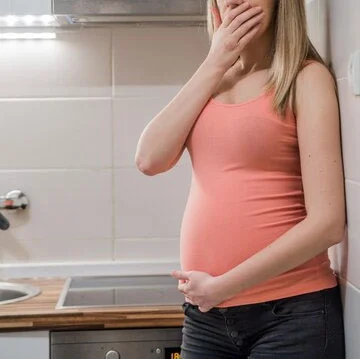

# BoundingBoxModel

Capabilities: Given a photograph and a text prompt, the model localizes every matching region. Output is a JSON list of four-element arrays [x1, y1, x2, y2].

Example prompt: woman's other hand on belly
[[170, 269, 232, 312]]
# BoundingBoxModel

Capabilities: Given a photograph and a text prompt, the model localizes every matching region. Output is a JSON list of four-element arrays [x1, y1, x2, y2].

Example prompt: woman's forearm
[[135, 58, 225, 175], [217, 217, 345, 300]]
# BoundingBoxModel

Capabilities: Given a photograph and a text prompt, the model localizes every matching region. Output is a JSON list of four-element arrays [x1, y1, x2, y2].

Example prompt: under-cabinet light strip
[[0, 15, 56, 27], [0, 32, 56, 40]]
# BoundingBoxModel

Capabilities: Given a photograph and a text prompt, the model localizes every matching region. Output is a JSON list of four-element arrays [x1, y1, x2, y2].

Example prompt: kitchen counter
[[0, 278, 184, 332]]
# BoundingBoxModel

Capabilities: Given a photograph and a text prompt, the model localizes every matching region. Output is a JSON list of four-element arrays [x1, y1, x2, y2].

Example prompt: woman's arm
[[135, 60, 225, 176], [135, 1, 264, 175], [216, 62, 346, 300], [173, 62, 346, 311]]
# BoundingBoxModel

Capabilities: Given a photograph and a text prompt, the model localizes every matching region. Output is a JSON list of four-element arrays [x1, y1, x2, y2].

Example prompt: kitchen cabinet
[[0, 278, 184, 358], [0, 331, 50, 359]]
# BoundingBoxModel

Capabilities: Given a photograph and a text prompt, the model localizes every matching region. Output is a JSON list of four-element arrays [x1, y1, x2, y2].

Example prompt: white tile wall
[[113, 27, 209, 97], [328, 0, 360, 79], [345, 181, 360, 239], [113, 97, 190, 168], [0, 29, 112, 98], [306, 0, 320, 51], [305, 0, 328, 61], [0, 26, 207, 272], [326, 0, 360, 356], [337, 79, 360, 181], [340, 279, 360, 359], [0, 99, 112, 169], [115, 238, 180, 262], [0, 238, 113, 263], [331, 180, 360, 292], [317, 0, 328, 60], [114, 166, 191, 239], [0, 169, 113, 241]]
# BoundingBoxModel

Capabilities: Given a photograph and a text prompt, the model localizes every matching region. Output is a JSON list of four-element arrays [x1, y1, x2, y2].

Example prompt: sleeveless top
[[179, 63, 337, 307]]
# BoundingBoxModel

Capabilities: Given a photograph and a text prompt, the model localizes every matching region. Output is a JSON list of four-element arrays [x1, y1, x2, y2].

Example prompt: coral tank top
[[179, 81, 337, 307]]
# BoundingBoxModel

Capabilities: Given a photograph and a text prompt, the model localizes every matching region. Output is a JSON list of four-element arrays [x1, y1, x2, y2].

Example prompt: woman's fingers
[[212, 4, 235, 33], [224, 0, 244, 14], [232, 11, 264, 42], [225, 0, 246, 7], [236, 22, 262, 48], [211, 6, 222, 31], [227, 6, 264, 33], [207, 0, 264, 72], [178, 280, 190, 293], [222, 2, 251, 28]]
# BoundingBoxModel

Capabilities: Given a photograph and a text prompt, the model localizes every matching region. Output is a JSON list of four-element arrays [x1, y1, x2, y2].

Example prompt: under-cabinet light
[[0, 32, 56, 40], [0, 15, 57, 27]]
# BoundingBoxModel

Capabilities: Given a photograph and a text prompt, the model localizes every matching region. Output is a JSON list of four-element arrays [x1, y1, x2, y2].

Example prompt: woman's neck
[[236, 29, 274, 74]]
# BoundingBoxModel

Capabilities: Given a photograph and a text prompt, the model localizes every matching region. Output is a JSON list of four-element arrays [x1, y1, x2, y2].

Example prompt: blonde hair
[[207, 0, 330, 116]]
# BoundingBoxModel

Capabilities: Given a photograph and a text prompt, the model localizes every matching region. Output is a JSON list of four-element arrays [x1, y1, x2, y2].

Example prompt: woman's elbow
[[327, 218, 346, 245], [135, 154, 168, 176], [135, 156, 157, 176]]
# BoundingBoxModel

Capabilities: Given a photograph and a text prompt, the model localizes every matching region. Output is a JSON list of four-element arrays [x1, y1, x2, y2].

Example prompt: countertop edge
[[0, 277, 185, 331]]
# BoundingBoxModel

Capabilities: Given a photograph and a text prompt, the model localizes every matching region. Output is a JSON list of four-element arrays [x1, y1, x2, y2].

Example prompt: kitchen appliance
[[1, 0, 207, 28], [53, 275, 184, 358], [53, 0, 207, 26], [56, 275, 185, 309], [51, 327, 183, 359]]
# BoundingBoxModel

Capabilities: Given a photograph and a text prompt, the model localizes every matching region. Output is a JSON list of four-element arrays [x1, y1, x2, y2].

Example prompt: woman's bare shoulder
[[294, 60, 336, 116], [297, 60, 336, 90]]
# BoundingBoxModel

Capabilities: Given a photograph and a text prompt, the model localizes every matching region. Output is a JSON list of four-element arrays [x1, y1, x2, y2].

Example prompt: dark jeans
[[180, 285, 345, 358]]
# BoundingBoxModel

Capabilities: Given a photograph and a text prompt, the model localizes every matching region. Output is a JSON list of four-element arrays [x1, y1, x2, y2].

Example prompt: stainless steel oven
[[51, 327, 183, 359]]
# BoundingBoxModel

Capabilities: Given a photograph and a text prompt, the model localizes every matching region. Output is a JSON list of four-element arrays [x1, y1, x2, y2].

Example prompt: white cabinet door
[[0, 331, 49, 359]]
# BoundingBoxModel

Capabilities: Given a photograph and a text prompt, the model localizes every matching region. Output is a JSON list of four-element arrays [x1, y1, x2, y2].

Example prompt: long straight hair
[[207, 0, 330, 116]]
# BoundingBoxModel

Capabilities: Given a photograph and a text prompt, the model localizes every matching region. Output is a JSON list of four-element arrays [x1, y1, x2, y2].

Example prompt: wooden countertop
[[0, 278, 184, 332]]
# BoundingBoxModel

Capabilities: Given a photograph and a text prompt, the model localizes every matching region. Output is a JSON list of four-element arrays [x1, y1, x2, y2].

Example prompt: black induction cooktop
[[56, 274, 185, 309]]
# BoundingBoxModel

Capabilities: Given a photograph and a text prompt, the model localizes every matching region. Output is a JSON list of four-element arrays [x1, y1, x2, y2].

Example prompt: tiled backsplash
[[0, 26, 209, 276], [0, 29, 112, 98]]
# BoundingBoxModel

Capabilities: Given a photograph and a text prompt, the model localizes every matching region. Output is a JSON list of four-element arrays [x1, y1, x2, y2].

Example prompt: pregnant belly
[[179, 195, 305, 277]]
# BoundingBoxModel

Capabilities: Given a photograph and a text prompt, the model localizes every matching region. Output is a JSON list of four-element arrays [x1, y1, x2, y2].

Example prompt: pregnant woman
[[135, 0, 346, 357]]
